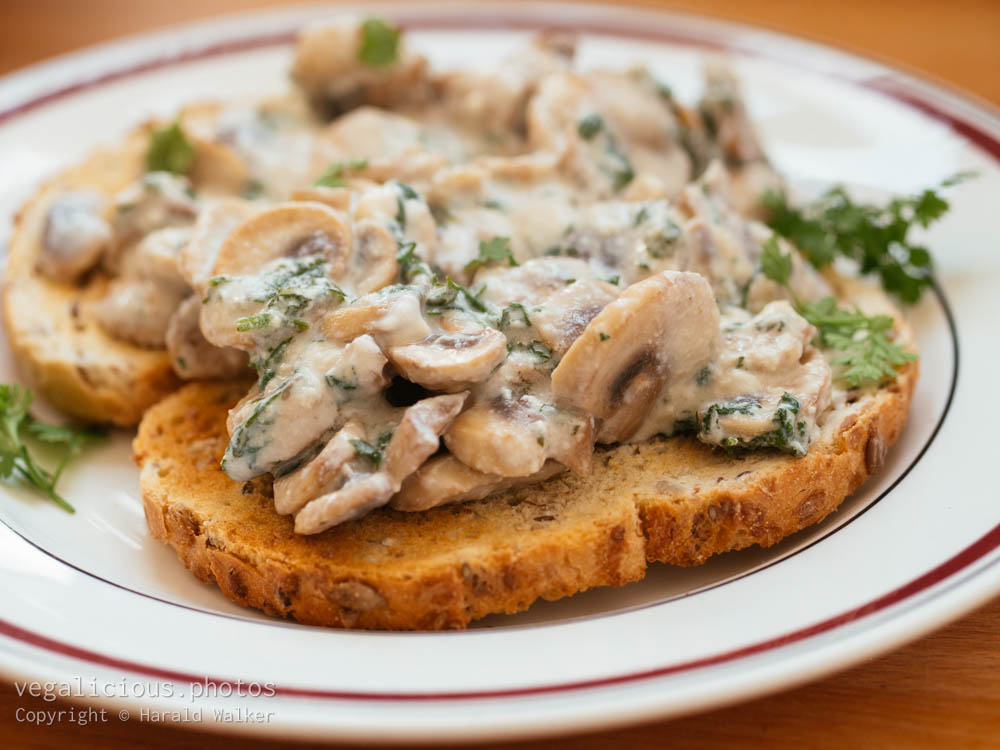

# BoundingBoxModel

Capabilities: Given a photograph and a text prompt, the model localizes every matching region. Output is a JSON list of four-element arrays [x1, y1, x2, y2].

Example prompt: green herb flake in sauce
[[577, 114, 604, 140], [146, 120, 194, 175], [465, 236, 518, 271], [358, 18, 401, 68]]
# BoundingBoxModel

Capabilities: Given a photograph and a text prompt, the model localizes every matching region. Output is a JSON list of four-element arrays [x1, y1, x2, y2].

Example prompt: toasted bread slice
[[2, 127, 180, 426], [134, 276, 917, 629]]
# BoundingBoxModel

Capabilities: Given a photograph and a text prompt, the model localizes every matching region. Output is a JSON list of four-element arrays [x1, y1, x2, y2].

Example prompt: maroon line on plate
[[1, 521, 997, 701], [0, 10, 998, 702]]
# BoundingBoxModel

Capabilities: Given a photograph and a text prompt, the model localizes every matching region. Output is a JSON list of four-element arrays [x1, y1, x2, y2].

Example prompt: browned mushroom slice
[[188, 136, 250, 194], [292, 393, 467, 534], [392, 455, 566, 512], [166, 295, 249, 380], [533, 278, 619, 357], [273, 419, 366, 515], [179, 198, 257, 293], [443, 392, 594, 477], [289, 185, 352, 211], [294, 474, 396, 535], [382, 392, 468, 485], [551, 271, 720, 443], [387, 327, 507, 392], [342, 219, 399, 294], [322, 290, 430, 347], [38, 191, 112, 282], [212, 202, 352, 277]]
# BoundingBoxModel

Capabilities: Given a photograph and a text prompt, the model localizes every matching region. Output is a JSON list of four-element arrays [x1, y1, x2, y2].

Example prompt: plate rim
[[1, 1, 998, 740]]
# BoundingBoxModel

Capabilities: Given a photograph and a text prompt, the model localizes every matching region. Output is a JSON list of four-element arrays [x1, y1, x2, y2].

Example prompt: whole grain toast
[[3, 127, 180, 426], [134, 276, 916, 629]]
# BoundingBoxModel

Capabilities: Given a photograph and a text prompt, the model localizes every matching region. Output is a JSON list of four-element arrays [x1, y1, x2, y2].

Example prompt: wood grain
[[2, 1, 999, 748]]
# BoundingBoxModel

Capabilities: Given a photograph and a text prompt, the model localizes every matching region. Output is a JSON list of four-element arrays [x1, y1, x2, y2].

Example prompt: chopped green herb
[[426, 277, 487, 313], [760, 235, 793, 287], [500, 302, 532, 329], [0, 384, 104, 512], [314, 159, 368, 187], [146, 120, 194, 175], [242, 180, 265, 199], [397, 241, 432, 282], [235, 313, 273, 332], [696, 365, 712, 386], [350, 432, 393, 468], [326, 375, 357, 391], [798, 297, 918, 387], [599, 332, 610, 341], [577, 113, 604, 140], [358, 18, 401, 68], [466, 236, 518, 271], [764, 172, 974, 303], [634, 206, 649, 226]]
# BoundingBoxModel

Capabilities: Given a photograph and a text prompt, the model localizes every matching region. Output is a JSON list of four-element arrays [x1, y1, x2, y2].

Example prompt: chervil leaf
[[465, 236, 518, 271], [0, 384, 104, 512], [765, 172, 973, 303], [358, 18, 400, 68], [146, 121, 194, 175], [760, 235, 793, 287], [797, 297, 917, 387]]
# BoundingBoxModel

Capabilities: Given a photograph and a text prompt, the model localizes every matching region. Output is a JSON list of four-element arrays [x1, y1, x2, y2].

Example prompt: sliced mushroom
[[94, 278, 187, 348], [289, 185, 352, 211], [110, 173, 198, 271], [387, 326, 507, 392], [38, 190, 112, 282], [325, 334, 390, 396], [443, 390, 593, 477], [188, 136, 250, 194], [392, 455, 566, 511], [322, 290, 430, 348], [551, 270, 720, 443], [292, 393, 466, 534], [179, 198, 257, 294], [273, 419, 366, 515], [120, 226, 192, 288], [382, 392, 468, 485], [341, 219, 399, 294], [212, 202, 352, 277], [532, 277, 619, 357], [166, 295, 249, 379], [294, 473, 395, 534]]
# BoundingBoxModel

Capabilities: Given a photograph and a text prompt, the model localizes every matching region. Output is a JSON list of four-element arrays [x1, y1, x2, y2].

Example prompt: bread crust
[[134, 281, 917, 628], [2, 127, 180, 426]]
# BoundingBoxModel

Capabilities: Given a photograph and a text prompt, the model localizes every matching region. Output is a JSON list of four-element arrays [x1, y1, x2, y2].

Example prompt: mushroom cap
[[387, 327, 507, 392], [212, 201, 353, 277], [551, 270, 720, 442]]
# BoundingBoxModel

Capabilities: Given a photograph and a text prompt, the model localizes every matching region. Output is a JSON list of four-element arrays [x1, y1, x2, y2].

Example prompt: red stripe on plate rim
[[1, 8, 998, 701]]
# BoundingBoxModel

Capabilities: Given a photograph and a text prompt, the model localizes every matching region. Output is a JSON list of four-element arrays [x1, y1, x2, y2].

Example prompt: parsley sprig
[[764, 172, 974, 303], [760, 237, 917, 387], [0, 385, 103, 512]]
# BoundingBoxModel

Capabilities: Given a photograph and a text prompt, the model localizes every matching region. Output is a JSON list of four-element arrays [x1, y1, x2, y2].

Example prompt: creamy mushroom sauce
[[38, 21, 845, 533]]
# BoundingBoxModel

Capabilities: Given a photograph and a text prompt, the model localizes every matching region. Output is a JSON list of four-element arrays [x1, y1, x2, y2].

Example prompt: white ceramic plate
[[0, 2, 998, 743]]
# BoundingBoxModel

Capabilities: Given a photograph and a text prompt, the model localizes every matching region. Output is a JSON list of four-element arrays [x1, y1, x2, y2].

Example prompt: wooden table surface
[[1, 1, 999, 748]]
